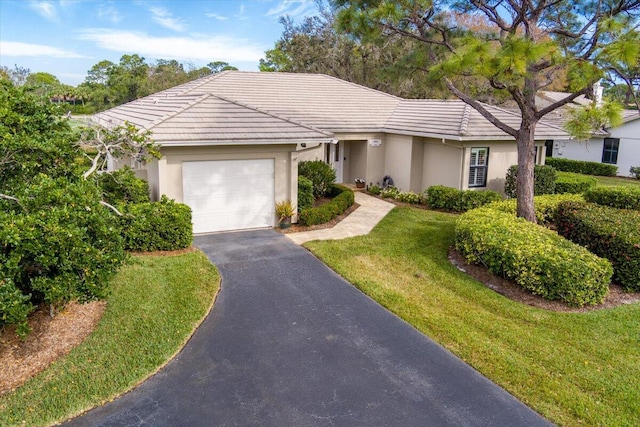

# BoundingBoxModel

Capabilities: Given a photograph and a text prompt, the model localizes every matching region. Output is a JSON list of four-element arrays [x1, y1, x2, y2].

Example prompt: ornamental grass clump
[[455, 207, 612, 306]]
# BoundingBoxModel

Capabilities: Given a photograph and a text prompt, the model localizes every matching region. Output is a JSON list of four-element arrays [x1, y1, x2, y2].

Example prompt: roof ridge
[[205, 93, 334, 137], [459, 104, 471, 136], [145, 93, 211, 129]]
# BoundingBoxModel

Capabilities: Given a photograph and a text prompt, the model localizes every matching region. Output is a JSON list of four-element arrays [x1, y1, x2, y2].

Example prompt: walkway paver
[[286, 191, 395, 245], [64, 230, 551, 427]]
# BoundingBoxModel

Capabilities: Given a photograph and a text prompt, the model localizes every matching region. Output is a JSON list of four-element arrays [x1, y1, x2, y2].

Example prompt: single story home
[[93, 71, 567, 233], [538, 90, 640, 177]]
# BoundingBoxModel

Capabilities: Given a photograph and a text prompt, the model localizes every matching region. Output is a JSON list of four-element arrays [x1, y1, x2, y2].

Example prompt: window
[[602, 138, 619, 164], [469, 147, 489, 187]]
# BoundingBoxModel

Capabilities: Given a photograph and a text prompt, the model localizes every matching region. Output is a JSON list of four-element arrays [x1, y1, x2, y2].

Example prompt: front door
[[328, 141, 343, 183]]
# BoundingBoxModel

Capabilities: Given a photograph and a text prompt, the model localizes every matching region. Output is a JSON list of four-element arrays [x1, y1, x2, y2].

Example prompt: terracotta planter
[[355, 182, 365, 188]]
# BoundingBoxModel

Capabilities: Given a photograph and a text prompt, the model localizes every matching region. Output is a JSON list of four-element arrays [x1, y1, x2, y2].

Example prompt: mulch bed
[[277, 203, 360, 234], [449, 248, 640, 312]]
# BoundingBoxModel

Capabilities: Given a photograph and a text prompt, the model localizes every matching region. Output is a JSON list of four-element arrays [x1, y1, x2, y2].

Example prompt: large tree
[[336, 0, 640, 221]]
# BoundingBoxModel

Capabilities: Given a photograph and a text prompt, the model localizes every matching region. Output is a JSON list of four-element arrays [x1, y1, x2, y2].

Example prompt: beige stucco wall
[[421, 138, 464, 190], [296, 143, 324, 162], [346, 140, 367, 184], [334, 132, 386, 186], [384, 133, 414, 191]]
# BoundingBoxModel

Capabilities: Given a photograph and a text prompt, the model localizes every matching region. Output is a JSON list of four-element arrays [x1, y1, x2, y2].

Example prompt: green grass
[[305, 207, 640, 427], [0, 250, 219, 427], [594, 175, 640, 187]]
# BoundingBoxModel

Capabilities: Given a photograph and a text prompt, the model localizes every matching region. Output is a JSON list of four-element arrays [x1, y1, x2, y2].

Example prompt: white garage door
[[182, 159, 275, 233]]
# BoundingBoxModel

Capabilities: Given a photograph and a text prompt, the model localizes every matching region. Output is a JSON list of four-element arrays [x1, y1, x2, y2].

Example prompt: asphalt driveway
[[63, 229, 551, 426]]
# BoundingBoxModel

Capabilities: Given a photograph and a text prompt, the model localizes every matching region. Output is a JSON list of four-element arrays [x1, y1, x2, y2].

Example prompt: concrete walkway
[[286, 192, 395, 245], [64, 230, 551, 426]]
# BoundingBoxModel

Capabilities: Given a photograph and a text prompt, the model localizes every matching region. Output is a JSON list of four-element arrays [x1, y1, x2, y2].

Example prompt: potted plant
[[275, 199, 296, 229], [355, 178, 365, 188]]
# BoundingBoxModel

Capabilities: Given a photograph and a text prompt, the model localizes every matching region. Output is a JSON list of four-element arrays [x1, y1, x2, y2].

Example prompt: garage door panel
[[183, 159, 275, 233]]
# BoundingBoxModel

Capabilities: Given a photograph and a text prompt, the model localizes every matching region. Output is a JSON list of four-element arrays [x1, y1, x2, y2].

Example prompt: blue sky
[[0, 0, 322, 86]]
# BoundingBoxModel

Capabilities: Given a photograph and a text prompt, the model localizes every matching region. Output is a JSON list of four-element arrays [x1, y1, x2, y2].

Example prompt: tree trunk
[[515, 124, 537, 223]]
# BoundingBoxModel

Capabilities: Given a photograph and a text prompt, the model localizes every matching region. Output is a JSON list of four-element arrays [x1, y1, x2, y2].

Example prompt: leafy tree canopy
[[334, 0, 640, 221]]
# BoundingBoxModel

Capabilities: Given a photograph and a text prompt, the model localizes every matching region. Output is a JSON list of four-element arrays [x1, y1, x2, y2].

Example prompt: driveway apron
[[63, 230, 551, 427]]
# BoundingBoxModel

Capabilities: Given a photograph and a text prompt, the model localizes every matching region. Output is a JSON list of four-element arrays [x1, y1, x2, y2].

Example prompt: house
[[93, 71, 567, 234], [538, 90, 640, 177]]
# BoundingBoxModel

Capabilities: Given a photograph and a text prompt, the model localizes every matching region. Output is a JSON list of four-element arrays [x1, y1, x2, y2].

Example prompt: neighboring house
[[539, 91, 640, 177], [93, 71, 567, 233]]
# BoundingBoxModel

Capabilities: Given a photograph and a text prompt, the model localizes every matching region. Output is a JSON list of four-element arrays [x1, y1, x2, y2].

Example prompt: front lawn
[[305, 207, 640, 427], [0, 251, 219, 427], [594, 175, 640, 187]]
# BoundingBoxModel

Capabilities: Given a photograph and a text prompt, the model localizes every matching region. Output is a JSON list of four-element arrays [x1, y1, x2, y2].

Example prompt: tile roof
[[93, 71, 569, 144], [93, 92, 333, 144]]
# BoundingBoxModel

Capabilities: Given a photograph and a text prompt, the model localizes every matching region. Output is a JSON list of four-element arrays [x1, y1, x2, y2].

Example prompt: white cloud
[[28, 0, 58, 21], [205, 12, 228, 21], [266, 0, 316, 18], [0, 41, 87, 58], [98, 3, 123, 24], [150, 6, 185, 32], [76, 29, 265, 62]]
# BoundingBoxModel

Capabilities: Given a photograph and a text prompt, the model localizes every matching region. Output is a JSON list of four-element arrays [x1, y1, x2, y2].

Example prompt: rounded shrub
[[455, 207, 612, 306], [504, 164, 557, 198], [425, 185, 501, 212], [0, 175, 127, 336], [119, 196, 193, 252], [299, 160, 336, 198], [298, 176, 314, 211], [555, 201, 640, 291], [95, 167, 150, 205]]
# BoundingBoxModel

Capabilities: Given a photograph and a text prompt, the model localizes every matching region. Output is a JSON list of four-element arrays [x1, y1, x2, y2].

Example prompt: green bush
[[0, 176, 127, 336], [554, 171, 597, 194], [0, 278, 34, 337], [297, 176, 314, 211], [425, 185, 459, 210], [545, 157, 618, 176], [299, 160, 336, 198], [455, 207, 612, 306], [367, 184, 381, 195], [425, 185, 502, 212], [95, 167, 150, 206], [630, 166, 640, 180], [504, 164, 557, 198], [298, 185, 354, 226], [584, 186, 640, 210], [120, 196, 193, 252], [486, 193, 584, 225], [555, 202, 640, 291]]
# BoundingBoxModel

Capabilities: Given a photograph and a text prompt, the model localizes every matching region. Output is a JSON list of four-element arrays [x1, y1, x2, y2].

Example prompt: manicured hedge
[[554, 171, 597, 194], [546, 157, 618, 177], [425, 185, 502, 212], [298, 176, 314, 211], [555, 201, 640, 291], [504, 164, 557, 198], [120, 196, 193, 252], [584, 186, 640, 210], [298, 184, 354, 226], [486, 193, 584, 225], [455, 207, 612, 306]]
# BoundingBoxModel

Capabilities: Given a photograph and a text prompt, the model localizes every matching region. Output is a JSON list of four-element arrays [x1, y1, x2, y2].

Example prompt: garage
[[182, 159, 275, 233]]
